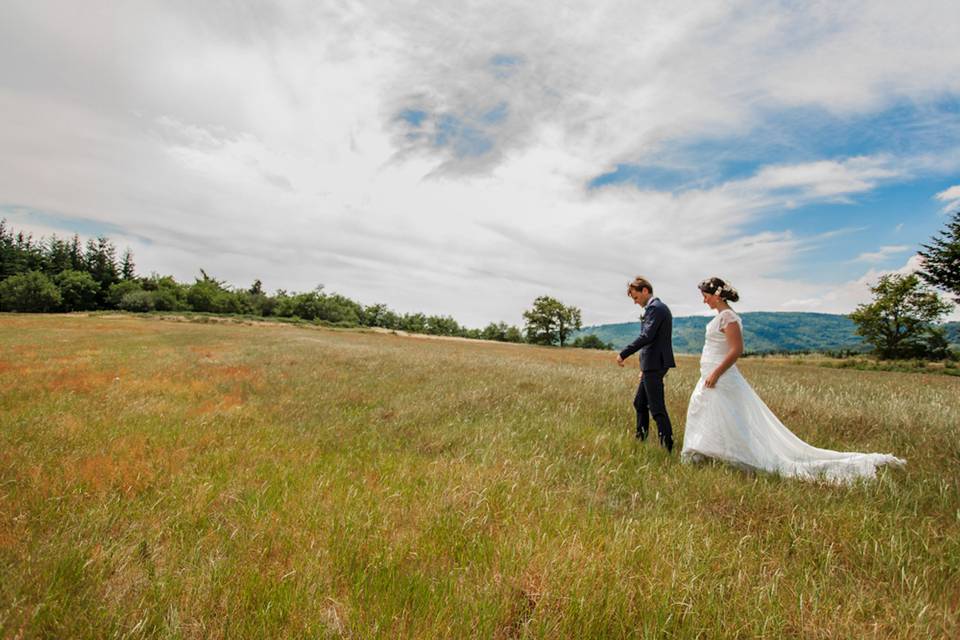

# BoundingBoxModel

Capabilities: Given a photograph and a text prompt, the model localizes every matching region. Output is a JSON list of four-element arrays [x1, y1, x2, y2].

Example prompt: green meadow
[[1, 315, 957, 638]]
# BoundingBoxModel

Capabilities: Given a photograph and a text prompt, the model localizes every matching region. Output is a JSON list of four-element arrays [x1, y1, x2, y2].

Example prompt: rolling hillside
[[576, 311, 960, 354]]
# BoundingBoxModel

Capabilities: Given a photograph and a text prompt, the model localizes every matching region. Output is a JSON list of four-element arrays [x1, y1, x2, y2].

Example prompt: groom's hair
[[627, 276, 653, 294]]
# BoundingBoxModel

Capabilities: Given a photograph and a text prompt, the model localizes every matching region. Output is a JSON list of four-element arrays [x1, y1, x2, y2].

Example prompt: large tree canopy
[[849, 273, 952, 360], [523, 296, 582, 347]]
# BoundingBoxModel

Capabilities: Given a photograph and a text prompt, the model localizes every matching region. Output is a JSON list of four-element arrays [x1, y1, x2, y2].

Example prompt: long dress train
[[680, 309, 905, 483]]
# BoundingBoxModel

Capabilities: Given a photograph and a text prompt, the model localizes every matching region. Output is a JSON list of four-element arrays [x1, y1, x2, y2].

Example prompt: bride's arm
[[704, 320, 744, 388]]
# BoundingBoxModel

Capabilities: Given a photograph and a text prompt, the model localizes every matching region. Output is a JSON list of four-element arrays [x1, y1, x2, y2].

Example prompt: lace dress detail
[[681, 310, 905, 483]]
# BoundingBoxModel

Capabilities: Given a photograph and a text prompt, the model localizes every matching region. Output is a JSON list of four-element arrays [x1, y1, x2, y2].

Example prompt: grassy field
[[1, 315, 958, 638]]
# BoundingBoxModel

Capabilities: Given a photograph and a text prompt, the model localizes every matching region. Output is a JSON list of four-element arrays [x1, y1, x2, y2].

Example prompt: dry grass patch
[[0, 314, 957, 638]]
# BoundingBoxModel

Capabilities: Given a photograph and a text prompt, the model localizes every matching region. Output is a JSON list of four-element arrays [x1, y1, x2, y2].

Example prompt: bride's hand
[[704, 370, 720, 388]]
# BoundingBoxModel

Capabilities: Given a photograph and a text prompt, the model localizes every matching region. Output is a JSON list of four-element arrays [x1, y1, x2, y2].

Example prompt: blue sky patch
[[397, 107, 498, 159], [588, 164, 701, 191], [432, 113, 494, 157], [489, 54, 523, 78], [481, 102, 508, 125], [398, 109, 427, 128], [742, 176, 957, 282], [589, 98, 960, 193], [0, 205, 145, 242]]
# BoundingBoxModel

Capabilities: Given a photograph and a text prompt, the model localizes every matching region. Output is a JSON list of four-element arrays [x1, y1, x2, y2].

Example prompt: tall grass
[[1, 315, 957, 638]]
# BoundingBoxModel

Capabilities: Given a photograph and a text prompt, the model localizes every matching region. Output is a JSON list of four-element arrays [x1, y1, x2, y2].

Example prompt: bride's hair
[[698, 277, 739, 302]]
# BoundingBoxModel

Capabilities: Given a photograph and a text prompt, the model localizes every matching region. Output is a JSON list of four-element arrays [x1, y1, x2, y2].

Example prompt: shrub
[[152, 287, 182, 311], [55, 270, 99, 311], [0, 271, 62, 312], [138, 275, 186, 311], [480, 321, 525, 343], [571, 334, 613, 350], [119, 290, 156, 312], [186, 280, 223, 313], [107, 279, 144, 308]]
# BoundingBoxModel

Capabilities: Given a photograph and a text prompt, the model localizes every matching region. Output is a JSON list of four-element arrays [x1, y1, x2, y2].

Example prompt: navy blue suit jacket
[[619, 297, 676, 372]]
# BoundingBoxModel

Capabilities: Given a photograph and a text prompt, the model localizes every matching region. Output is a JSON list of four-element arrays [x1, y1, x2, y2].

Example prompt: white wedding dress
[[681, 309, 905, 483]]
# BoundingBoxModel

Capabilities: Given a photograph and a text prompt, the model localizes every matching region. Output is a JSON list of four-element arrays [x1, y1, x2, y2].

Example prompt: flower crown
[[699, 278, 738, 298]]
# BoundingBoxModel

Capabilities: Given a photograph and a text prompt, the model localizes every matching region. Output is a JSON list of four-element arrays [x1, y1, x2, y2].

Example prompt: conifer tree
[[68, 234, 84, 271], [120, 248, 136, 280], [918, 209, 960, 303]]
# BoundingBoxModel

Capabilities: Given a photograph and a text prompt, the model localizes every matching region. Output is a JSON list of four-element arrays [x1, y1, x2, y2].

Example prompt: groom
[[616, 276, 676, 452]]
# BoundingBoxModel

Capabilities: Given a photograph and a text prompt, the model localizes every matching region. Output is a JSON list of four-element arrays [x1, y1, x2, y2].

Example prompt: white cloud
[[735, 157, 901, 201], [852, 245, 911, 263], [935, 184, 960, 213], [936, 185, 960, 201], [1, 1, 959, 326]]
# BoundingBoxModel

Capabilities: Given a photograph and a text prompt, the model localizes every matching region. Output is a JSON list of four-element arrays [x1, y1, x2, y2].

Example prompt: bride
[[680, 277, 905, 483]]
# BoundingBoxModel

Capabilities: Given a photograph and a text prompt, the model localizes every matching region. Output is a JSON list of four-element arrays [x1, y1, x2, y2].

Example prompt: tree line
[[0, 219, 607, 349], [6, 208, 955, 361]]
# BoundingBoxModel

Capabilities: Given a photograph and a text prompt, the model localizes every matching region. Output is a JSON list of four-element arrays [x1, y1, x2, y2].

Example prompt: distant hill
[[575, 312, 960, 354]]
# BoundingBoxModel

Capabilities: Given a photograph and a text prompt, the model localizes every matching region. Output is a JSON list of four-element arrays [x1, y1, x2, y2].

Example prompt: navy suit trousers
[[633, 369, 673, 452]]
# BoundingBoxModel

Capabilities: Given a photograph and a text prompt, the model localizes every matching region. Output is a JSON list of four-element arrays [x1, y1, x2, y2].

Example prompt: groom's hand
[[616, 354, 624, 367]]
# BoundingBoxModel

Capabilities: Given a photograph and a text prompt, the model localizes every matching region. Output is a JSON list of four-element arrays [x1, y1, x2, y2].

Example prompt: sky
[[1, 0, 959, 327]]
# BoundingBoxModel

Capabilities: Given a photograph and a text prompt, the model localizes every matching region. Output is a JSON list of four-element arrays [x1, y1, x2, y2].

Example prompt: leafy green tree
[[272, 290, 295, 317], [55, 270, 99, 311], [0, 271, 62, 312], [570, 334, 613, 350], [425, 315, 462, 336], [281, 290, 361, 324], [288, 291, 322, 320], [923, 327, 953, 361], [316, 293, 362, 325], [401, 312, 428, 333], [919, 209, 960, 303], [481, 321, 525, 343], [235, 290, 271, 316], [481, 321, 509, 341], [362, 303, 401, 329], [849, 273, 952, 359], [503, 325, 524, 343], [523, 296, 582, 346]]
